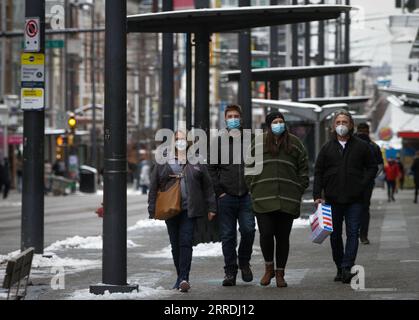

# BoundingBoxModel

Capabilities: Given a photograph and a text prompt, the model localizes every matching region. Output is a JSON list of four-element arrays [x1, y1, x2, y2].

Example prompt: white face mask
[[175, 139, 188, 151], [335, 125, 349, 137]]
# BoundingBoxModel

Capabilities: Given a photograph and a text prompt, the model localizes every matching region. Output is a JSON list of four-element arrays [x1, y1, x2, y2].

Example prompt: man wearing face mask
[[313, 110, 377, 284], [208, 104, 256, 286]]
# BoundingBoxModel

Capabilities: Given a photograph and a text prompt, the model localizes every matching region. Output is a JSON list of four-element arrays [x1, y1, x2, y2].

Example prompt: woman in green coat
[[246, 111, 309, 287]]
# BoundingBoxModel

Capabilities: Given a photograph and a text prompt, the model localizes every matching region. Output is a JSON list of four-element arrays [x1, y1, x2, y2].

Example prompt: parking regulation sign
[[24, 17, 41, 52]]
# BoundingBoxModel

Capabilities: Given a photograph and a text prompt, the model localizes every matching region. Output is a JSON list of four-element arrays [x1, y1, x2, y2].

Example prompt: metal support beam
[[161, 0, 174, 130], [270, 0, 279, 100], [304, 0, 311, 98], [194, 31, 210, 132], [239, 0, 252, 129], [291, 0, 299, 101], [90, 0, 138, 295], [21, 0, 45, 254], [316, 0, 325, 97], [186, 33, 192, 130], [343, 0, 350, 96]]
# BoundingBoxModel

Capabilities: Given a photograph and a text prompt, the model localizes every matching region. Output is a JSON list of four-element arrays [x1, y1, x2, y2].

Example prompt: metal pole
[[21, 0, 45, 254], [316, 0, 325, 97], [194, 31, 210, 132], [270, 0, 279, 100], [161, 0, 174, 130], [1, 0, 6, 99], [91, 1, 97, 169], [186, 33, 192, 130], [291, 0, 299, 101], [90, 0, 137, 295], [334, 6, 340, 97], [315, 120, 321, 159], [239, 0, 252, 129], [343, 0, 350, 96], [305, 0, 311, 98]]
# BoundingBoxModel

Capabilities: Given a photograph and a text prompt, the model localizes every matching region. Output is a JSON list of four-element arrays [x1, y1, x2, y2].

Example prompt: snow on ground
[[44, 235, 139, 251], [128, 218, 166, 231], [142, 242, 261, 259], [69, 285, 173, 300]]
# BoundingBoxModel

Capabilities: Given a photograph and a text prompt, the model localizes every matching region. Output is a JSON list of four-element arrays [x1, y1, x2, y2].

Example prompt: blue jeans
[[330, 203, 363, 269], [218, 193, 256, 274], [165, 210, 195, 288]]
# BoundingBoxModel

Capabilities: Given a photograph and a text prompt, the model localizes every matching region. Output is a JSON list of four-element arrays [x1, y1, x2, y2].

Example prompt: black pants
[[360, 185, 374, 239], [415, 184, 418, 203], [386, 180, 396, 201], [255, 211, 294, 269]]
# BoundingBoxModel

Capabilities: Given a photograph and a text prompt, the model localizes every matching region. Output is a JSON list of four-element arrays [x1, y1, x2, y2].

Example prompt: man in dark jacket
[[411, 151, 419, 204], [313, 110, 377, 284], [208, 104, 256, 286], [355, 122, 384, 245]]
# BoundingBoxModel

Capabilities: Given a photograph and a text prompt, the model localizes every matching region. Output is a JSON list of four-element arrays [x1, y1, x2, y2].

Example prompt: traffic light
[[68, 115, 77, 132]]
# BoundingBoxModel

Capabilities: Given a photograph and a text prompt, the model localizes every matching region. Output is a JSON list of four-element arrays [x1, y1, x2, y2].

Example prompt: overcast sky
[[350, 0, 403, 66]]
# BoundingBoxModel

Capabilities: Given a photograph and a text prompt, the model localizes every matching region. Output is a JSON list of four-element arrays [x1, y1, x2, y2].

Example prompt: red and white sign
[[24, 17, 41, 52], [173, 0, 195, 10]]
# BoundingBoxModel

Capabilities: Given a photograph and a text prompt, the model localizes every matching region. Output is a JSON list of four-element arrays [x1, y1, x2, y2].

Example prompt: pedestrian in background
[[148, 130, 217, 293], [1, 158, 11, 199], [355, 122, 384, 245], [139, 159, 150, 194], [384, 159, 400, 202], [411, 151, 419, 204], [396, 156, 405, 191], [313, 110, 377, 284], [208, 104, 256, 287], [246, 111, 309, 288]]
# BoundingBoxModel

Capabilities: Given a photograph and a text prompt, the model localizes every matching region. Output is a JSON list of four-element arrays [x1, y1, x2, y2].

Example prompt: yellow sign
[[21, 88, 44, 110], [21, 53, 45, 65], [22, 88, 43, 97]]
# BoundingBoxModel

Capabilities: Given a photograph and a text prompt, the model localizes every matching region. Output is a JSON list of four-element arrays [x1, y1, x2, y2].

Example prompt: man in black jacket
[[411, 151, 419, 204], [313, 110, 377, 284], [208, 104, 256, 286], [355, 123, 384, 245]]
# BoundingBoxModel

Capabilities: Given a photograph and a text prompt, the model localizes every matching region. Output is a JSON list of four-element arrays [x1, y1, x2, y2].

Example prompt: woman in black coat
[[148, 130, 217, 292]]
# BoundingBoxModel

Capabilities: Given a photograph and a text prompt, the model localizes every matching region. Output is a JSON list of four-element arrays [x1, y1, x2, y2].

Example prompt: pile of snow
[[128, 219, 166, 232], [45, 236, 138, 251], [69, 285, 172, 300]]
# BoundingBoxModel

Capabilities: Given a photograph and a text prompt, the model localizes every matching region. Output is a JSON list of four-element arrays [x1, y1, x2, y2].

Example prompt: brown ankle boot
[[275, 270, 288, 288], [260, 263, 275, 286]]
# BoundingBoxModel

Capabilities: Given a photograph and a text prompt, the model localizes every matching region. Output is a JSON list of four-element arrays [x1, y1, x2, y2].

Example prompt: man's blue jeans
[[165, 210, 194, 287], [218, 193, 256, 274], [330, 203, 363, 269]]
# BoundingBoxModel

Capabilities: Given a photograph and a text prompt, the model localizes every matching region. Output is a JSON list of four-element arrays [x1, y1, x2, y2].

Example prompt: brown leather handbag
[[154, 168, 184, 220]]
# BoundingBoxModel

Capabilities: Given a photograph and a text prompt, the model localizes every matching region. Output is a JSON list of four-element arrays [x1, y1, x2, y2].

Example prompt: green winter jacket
[[245, 132, 309, 218]]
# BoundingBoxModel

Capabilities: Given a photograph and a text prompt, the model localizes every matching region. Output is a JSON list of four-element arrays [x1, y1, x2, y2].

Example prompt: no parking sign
[[24, 17, 40, 52]]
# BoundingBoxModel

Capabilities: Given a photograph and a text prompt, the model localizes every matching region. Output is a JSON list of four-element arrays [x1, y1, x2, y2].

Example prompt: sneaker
[[334, 268, 343, 282], [342, 268, 358, 284], [360, 237, 370, 245], [179, 280, 190, 293], [222, 273, 237, 286], [240, 265, 253, 283]]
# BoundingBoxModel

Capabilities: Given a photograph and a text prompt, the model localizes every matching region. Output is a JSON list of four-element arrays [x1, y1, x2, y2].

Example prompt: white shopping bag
[[309, 203, 333, 244]]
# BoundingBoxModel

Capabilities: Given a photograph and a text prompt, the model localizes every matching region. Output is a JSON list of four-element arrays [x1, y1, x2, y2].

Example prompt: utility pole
[[1, 0, 7, 100], [90, 0, 138, 295], [239, 0, 252, 129], [305, 0, 311, 98], [343, 0, 350, 96], [270, 0, 279, 100], [21, 0, 45, 254], [90, 0, 97, 169], [291, 0, 299, 101], [161, 0, 174, 130]]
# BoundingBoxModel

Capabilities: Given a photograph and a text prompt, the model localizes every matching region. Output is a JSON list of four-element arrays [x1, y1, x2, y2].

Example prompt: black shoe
[[342, 268, 358, 284], [240, 265, 253, 283], [360, 237, 370, 245], [334, 268, 342, 282], [179, 280, 190, 293], [222, 273, 237, 286]]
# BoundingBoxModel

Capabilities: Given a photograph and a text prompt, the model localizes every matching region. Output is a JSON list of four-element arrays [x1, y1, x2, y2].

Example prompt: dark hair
[[357, 122, 370, 132], [265, 112, 292, 156], [224, 104, 242, 118]]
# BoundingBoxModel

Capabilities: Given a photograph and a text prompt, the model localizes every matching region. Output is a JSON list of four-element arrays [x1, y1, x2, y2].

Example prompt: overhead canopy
[[379, 86, 419, 99], [299, 96, 371, 106], [127, 5, 351, 33], [223, 64, 369, 82]]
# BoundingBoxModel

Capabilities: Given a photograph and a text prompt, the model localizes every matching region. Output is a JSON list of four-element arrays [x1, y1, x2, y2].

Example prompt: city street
[[1, 187, 418, 300]]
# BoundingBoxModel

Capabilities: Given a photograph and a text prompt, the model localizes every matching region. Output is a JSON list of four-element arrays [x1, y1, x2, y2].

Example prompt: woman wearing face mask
[[245, 111, 309, 287], [148, 130, 217, 293]]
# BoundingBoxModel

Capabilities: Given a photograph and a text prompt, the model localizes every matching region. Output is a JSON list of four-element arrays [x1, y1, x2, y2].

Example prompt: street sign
[[21, 53, 45, 84], [20, 88, 44, 110], [46, 39, 65, 49], [24, 17, 41, 52]]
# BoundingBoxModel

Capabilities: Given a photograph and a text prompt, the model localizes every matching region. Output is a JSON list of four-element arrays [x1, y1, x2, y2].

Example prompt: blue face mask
[[226, 118, 241, 130], [271, 123, 286, 135]]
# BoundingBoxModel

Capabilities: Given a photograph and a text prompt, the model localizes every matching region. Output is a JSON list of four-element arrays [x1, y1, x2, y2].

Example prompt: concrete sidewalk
[[1, 187, 418, 300]]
